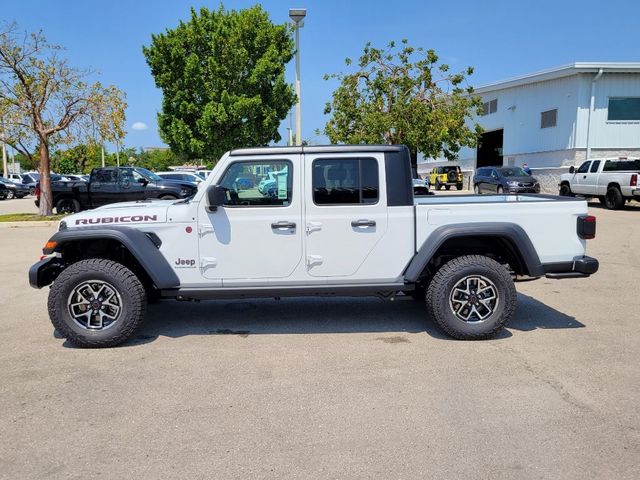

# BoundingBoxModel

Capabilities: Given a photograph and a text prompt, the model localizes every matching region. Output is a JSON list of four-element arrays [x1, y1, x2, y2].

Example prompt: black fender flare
[[403, 222, 545, 282], [41, 227, 180, 289]]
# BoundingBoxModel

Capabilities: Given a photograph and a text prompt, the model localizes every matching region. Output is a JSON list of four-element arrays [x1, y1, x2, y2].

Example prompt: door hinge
[[198, 224, 214, 237], [200, 257, 217, 269], [306, 221, 322, 234], [306, 255, 323, 267]]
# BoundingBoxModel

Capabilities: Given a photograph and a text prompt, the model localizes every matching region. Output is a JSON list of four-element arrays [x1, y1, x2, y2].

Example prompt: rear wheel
[[55, 197, 80, 214], [5, 190, 14, 200], [604, 187, 624, 210], [473, 184, 480, 194], [456, 183, 463, 191], [426, 255, 517, 339], [48, 259, 147, 348], [445, 185, 451, 191], [497, 186, 504, 194]]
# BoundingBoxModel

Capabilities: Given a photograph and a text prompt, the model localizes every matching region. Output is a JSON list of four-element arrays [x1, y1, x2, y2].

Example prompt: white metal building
[[434, 63, 640, 171]]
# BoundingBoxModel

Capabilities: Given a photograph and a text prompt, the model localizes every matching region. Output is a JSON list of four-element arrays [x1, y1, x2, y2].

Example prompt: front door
[[571, 161, 592, 194], [197, 156, 303, 283], [304, 154, 387, 278]]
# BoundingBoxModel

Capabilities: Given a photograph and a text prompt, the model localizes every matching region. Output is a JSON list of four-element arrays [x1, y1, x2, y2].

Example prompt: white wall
[[575, 73, 640, 148]]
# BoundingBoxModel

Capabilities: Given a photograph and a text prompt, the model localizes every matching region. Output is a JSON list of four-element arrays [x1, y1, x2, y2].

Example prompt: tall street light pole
[[289, 8, 306, 146]]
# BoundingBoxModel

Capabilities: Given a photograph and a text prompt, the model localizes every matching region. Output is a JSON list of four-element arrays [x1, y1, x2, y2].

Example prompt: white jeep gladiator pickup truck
[[30, 145, 599, 347], [559, 157, 640, 209]]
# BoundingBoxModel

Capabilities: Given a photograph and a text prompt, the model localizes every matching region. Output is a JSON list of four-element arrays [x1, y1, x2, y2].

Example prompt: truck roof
[[229, 145, 408, 156]]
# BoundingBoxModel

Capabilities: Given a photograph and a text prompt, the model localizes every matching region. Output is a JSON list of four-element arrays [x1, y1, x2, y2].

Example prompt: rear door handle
[[271, 221, 296, 230], [351, 219, 376, 227]]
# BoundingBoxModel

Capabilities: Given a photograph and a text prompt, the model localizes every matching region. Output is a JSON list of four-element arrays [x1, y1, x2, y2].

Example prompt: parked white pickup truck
[[559, 157, 640, 209], [30, 145, 598, 347]]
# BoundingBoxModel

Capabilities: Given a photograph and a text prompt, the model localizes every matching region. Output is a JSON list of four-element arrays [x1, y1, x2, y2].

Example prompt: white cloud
[[131, 122, 148, 131]]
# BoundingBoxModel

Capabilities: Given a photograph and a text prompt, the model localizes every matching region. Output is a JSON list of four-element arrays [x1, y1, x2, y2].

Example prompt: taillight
[[577, 215, 596, 240], [631, 174, 638, 187]]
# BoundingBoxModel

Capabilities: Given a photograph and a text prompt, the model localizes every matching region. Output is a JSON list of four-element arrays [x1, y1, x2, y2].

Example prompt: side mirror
[[569, 166, 575, 174], [206, 185, 226, 212], [138, 177, 148, 186]]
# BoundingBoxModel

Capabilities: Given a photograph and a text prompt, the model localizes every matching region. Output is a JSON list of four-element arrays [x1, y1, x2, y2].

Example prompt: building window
[[540, 109, 557, 128], [608, 97, 640, 121], [481, 99, 498, 116]]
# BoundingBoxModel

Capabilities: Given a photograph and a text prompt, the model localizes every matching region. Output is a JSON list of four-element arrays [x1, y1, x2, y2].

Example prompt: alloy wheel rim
[[449, 275, 499, 323], [67, 280, 122, 331]]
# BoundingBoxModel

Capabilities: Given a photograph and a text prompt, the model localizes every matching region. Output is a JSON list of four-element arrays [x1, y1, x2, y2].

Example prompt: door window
[[590, 160, 601, 173], [312, 158, 379, 205], [218, 160, 292, 207], [577, 161, 591, 173]]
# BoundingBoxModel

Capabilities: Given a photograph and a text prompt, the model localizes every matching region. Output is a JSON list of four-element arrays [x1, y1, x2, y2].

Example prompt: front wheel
[[426, 255, 517, 339], [5, 190, 15, 200], [497, 186, 504, 194], [559, 183, 573, 197], [48, 259, 147, 348], [445, 185, 451, 191]]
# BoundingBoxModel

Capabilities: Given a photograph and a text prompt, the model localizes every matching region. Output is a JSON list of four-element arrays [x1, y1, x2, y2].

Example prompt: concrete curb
[[0, 221, 58, 228]]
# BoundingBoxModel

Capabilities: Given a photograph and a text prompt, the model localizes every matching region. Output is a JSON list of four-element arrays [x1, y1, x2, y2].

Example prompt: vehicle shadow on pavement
[[509, 293, 584, 332], [61, 291, 584, 347]]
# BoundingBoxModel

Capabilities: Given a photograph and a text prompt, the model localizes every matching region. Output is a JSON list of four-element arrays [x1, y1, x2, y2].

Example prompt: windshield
[[134, 167, 163, 181], [498, 167, 529, 177]]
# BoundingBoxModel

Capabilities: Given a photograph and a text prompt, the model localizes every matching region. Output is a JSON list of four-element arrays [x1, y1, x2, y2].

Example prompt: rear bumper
[[543, 256, 599, 279], [29, 256, 61, 289]]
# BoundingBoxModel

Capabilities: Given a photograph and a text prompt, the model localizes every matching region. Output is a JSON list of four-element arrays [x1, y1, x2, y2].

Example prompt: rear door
[[304, 153, 388, 278], [89, 169, 120, 206]]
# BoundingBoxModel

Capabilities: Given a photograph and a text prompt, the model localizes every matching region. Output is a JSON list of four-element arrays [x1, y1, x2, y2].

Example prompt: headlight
[[508, 181, 519, 186]]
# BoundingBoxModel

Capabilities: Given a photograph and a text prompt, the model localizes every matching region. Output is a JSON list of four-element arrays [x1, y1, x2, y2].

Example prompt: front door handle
[[351, 219, 376, 228], [271, 221, 296, 230]]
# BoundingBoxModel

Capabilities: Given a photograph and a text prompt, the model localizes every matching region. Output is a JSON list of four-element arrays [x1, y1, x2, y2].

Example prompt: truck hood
[[64, 200, 171, 228]]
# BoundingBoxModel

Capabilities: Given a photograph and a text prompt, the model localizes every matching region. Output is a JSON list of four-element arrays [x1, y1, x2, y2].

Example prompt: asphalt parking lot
[[1, 198, 639, 479]]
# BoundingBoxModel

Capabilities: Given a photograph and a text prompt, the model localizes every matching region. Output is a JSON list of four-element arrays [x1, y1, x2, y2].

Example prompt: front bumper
[[543, 256, 599, 279], [507, 186, 541, 194], [29, 256, 62, 289]]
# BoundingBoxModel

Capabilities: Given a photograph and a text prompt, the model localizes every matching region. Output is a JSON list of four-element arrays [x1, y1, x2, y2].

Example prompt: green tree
[[0, 23, 127, 215], [323, 40, 483, 163], [143, 5, 296, 162]]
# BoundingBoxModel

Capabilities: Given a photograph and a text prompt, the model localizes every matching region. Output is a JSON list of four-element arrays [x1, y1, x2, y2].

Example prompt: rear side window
[[313, 158, 379, 205], [590, 160, 601, 173], [92, 169, 118, 183], [603, 159, 640, 171]]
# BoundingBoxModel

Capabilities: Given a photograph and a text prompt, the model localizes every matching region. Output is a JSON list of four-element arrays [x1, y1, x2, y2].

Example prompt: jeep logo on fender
[[75, 215, 158, 225], [175, 258, 196, 268]]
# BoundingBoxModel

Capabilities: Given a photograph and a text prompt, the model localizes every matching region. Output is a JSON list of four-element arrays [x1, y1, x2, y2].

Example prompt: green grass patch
[[0, 213, 67, 222]]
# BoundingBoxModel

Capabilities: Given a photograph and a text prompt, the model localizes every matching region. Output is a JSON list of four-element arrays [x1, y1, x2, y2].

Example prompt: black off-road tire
[[604, 187, 624, 210], [426, 255, 517, 340], [55, 197, 80, 214], [456, 183, 463, 191], [445, 185, 451, 191], [48, 259, 147, 348]]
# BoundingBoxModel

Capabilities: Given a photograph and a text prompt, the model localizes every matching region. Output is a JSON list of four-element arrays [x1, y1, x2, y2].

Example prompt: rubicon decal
[[75, 215, 158, 225]]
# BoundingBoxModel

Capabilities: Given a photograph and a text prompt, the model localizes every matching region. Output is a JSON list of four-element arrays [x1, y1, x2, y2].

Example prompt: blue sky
[[4, 0, 639, 150]]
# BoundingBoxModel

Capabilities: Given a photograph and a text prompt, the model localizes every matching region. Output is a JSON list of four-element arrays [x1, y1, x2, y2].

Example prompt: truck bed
[[414, 194, 589, 264]]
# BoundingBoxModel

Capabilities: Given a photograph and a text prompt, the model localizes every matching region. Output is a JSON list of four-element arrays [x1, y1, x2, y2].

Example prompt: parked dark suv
[[474, 166, 540, 194]]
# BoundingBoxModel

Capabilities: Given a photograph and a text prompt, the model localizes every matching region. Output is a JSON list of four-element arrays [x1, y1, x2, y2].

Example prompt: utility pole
[[101, 144, 105, 168], [289, 9, 307, 146], [1, 115, 7, 177]]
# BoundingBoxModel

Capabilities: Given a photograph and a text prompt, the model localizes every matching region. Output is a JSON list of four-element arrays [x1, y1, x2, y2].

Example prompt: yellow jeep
[[429, 166, 464, 191]]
